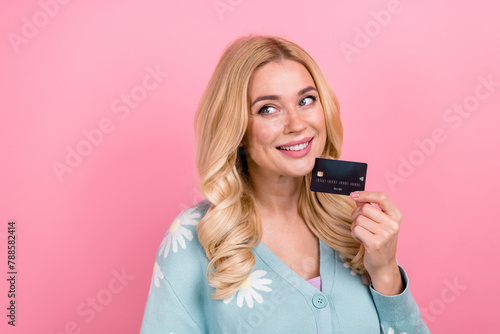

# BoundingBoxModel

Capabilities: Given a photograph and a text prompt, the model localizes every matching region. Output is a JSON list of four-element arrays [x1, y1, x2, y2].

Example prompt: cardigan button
[[312, 293, 327, 309]]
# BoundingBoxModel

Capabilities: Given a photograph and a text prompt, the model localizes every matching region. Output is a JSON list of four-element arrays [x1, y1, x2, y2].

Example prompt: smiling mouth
[[277, 139, 312, 151]]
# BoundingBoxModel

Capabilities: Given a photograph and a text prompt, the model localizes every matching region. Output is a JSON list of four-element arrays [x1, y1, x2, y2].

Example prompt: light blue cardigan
[[141, 201, 430, 334]]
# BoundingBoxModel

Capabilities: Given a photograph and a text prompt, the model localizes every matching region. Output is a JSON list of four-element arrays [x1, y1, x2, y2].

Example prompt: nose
[[284, 108, 307, 134]]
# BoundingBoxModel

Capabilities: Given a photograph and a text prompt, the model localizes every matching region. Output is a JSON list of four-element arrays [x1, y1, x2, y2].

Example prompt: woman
[[141, 35, 429, 333]]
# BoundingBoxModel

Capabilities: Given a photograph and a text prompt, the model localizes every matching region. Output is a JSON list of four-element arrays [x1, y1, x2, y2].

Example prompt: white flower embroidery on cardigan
[[381, 324, 407, 334], [149, 261, 165, 295], [158, 208, 200, 259], [223, 270, 272, 308], [343, 262, 358, 276]]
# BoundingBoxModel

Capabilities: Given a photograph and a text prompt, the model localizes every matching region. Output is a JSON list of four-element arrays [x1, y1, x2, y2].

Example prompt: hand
[[349, 191, 404, 296]]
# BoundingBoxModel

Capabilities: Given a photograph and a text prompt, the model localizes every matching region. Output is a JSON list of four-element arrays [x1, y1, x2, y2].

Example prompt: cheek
[[248, 120, 281, 147], [317, 108, 326, 129], [309, 108, 326, 135], [311, 109, 327, 147]]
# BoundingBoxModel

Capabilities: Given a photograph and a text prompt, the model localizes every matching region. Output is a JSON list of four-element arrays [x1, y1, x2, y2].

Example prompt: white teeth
[[279, 141, 309, 151]]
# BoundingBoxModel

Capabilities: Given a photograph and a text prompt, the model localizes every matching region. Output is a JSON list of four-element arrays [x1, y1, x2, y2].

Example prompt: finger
[[353, 200, 380, 210], [352, 221, 392, 254], [351, 223, 374, 246], [350, 191, 401, 221], [354, 201, 364, 208], [351, 214, 385, 236], [351, 203, 393, 226]]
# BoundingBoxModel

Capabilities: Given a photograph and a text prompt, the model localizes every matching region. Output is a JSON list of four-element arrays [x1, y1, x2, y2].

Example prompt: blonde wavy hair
[[195, 35, 367, 300]]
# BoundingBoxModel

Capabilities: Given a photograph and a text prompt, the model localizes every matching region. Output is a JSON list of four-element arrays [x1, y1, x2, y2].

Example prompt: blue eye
[[299, 95, 317, 106], [258, 106, 278, 114]]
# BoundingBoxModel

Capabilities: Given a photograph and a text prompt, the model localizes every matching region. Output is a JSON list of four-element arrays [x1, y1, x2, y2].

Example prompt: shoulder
[[165, 200, 210, 237], [154, 200, 211, 282], [145, 201, 214, 330]]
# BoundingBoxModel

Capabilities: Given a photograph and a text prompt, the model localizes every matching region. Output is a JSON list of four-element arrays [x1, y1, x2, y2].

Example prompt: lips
[[277, 137, 313, 151], [278, 141, 310, 151], [276, 137, 314, 158]]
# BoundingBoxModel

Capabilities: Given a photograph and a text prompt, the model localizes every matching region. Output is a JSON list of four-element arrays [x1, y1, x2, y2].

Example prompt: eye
[[299, 95, 317, 107], [258, 105, 278, 115]]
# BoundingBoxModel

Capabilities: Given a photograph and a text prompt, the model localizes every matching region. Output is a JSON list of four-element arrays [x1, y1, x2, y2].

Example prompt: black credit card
[[310, 158, 367, 196]]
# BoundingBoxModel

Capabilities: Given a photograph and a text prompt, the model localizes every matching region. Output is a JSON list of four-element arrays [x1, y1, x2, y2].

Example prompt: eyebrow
[[250, 86, 318, 107]]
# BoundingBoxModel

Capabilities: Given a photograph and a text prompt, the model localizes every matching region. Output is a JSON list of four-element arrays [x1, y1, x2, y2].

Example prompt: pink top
[[307, 275, 322, 291]]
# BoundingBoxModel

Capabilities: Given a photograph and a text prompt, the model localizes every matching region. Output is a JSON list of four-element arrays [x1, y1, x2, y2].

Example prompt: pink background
[[1, 0, 499, 332]]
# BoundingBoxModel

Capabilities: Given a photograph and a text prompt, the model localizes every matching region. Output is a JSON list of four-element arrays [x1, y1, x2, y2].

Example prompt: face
[[244, 59, 326, 180]]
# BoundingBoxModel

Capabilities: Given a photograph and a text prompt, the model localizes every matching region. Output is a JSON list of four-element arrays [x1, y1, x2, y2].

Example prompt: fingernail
[[350, 192, 359, 198]]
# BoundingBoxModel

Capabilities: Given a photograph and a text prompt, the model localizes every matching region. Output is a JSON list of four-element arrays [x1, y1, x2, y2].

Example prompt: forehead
[[248, 60, 316, 98]]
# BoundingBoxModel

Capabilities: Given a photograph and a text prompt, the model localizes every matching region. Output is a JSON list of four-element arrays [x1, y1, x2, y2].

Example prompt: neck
[[248, 168, 303, 217]]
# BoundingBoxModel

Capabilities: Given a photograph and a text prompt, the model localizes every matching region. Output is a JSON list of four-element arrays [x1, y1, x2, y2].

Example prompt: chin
[[286, 160, 316, 177]]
